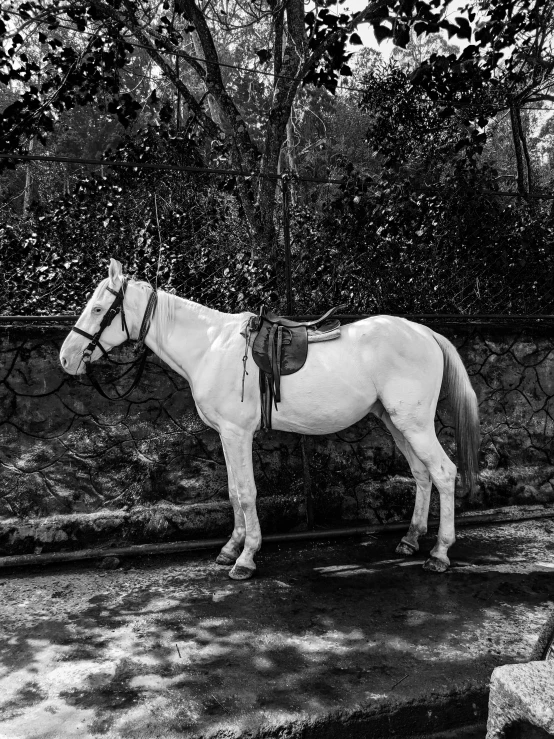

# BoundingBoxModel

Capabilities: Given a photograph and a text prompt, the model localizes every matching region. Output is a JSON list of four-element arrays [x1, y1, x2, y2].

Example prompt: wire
[[2, 152, 554, 197], [0, 152, 344, 184]]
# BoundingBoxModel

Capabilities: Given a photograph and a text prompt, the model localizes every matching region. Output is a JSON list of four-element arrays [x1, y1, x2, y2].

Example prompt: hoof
[[229, 564, 256, 581], [423, 556, 449, 573], [395, 540, 418, 556], [215, 553, 237, 566]]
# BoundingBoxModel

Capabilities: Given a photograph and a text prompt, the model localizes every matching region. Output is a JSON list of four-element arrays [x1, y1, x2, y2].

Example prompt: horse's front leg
[[215, 445, 246, 566], [218, 429, 261, 580]]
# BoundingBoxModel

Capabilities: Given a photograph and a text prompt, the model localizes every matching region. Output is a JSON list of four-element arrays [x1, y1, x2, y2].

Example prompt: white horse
[[60, 259, 480, 580]]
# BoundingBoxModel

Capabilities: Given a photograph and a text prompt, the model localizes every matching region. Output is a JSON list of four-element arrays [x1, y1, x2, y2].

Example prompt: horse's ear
[[108, 258, 123, 285]]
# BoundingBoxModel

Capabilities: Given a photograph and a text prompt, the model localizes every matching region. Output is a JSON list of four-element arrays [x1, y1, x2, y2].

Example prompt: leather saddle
[[243, 305, 345, 429]]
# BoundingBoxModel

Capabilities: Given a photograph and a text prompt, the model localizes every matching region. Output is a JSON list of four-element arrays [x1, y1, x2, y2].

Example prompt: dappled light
[[0, 520, 552, 737]]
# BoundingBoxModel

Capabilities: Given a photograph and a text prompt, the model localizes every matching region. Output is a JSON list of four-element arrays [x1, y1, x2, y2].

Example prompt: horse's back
[[270, 315, 444, 435]]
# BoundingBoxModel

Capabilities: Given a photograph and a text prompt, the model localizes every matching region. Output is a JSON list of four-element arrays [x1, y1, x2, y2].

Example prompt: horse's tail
[[432, 331, 480, 499]]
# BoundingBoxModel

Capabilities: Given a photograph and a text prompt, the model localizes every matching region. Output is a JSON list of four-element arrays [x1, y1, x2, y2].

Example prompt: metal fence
[[1, 152, 554, 318]]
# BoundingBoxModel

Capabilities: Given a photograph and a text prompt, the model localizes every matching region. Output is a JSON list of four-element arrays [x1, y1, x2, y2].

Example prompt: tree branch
[[178, 0, 260, 162], [88, 0, 220, 138], [301, 0, 391, 79], [525, 94, 554, 103]]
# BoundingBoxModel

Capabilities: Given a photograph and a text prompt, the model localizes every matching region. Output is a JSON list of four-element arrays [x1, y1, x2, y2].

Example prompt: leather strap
[[85, 347, 149, 401], [274, 326, 283, 405], [72, 279, 130, 360], [135, 290, 158, 353], [71, 279, 157, 400]]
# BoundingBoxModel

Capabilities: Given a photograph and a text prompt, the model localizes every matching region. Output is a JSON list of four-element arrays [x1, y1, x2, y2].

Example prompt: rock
[[487, 661, 554, 739], [341, 495, 359, 520], [515, 485, 540, 504], [97, 556, 121, 570], [144, 511, 170, 537], [536, 482, 554, 504]]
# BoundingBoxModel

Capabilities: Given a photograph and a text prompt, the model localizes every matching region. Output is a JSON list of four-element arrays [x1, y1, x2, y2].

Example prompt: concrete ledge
[[0, 495, 306, 556], [487, 662, 554, 739], [1, 501, 553, 559], [282, 687, 488, 739]]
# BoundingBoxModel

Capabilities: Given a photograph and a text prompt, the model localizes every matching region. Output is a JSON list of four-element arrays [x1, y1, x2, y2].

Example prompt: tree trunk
[[175, 55, 181, 129], [191, 32, 224, 130], [63, 164, 70, 196], [516, 106, 533, 196], [285, 118, 298, 206], [22, 137, 34, 217], [256, 0, 306, 256], [509, 99, 532, 199]]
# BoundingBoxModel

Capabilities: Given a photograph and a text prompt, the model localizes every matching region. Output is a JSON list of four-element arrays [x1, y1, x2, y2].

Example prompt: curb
[[0, 503, 552, 568]]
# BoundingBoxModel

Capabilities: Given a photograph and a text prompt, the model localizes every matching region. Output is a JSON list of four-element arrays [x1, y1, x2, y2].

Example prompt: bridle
[[71, 277, 158, 400]]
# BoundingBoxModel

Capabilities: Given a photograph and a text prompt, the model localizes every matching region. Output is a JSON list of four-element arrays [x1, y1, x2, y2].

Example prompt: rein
[[71, 278, 158, 400]]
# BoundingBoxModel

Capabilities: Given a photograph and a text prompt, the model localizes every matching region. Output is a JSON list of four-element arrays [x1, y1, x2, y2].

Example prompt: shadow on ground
[[0, 519, 553, 739]]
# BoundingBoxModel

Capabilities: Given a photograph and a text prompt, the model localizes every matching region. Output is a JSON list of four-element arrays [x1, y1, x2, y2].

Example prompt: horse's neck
[[135, 287, 228, 386]]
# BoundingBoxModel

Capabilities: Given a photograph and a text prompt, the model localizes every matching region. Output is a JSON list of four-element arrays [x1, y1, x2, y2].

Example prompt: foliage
[[0, 125, 276, 314], [289, 167, 554, 315], [2, 0, 537, 254], [2, 1, 554, 315], [286, 52, 554, 317]]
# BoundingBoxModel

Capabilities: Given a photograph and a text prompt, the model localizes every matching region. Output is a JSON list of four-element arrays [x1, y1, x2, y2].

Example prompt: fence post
[[176, 55, 181, 130], [282, 174, 293, 315], [300, 434, 314, 529]]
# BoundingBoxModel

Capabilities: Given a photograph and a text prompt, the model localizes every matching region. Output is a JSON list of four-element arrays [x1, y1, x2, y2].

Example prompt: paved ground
[[0, 519, 553, 739]]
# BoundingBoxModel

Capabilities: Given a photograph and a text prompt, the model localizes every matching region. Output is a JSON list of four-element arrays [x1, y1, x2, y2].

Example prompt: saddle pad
[[307, 327, 341, 343], [242, 320, 341, 344]]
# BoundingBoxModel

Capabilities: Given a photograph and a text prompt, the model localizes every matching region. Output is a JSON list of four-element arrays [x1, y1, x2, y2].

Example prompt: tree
[[1, 0, 517, 256], [0, 0, 387, 255], [408, 0, 554, 198]]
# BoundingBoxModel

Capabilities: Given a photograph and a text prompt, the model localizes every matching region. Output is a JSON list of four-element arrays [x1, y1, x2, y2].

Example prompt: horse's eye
[[92, 306, 102, 314]]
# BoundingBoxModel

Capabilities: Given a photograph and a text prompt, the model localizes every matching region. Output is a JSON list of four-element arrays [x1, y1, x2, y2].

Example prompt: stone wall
[[1, 318, 553, 554]]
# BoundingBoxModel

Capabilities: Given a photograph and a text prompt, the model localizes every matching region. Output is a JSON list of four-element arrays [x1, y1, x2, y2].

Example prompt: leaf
[[373, 24, 393, 45], [455, 137, 469, 151], [349, 32, 363, 45], [255, 48, 272, 65], [394, 23, 410, 48], [454, 16, 472, 41]]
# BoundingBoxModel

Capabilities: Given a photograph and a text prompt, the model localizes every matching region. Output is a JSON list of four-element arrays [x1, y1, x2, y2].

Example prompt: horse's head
[[60, 258, 131, 375]]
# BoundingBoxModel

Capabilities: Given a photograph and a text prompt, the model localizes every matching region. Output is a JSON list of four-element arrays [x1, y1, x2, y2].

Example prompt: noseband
[[72, 279, 131, 360], [71, 278, 158, 400]]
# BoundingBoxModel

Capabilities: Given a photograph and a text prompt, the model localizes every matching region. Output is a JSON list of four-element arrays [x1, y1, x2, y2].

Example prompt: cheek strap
[[71, 282, 129, 359]]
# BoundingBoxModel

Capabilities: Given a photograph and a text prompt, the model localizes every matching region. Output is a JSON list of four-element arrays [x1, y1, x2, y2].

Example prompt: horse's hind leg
[[377, 408, 432, 555], [401, 428, 457, 572]]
